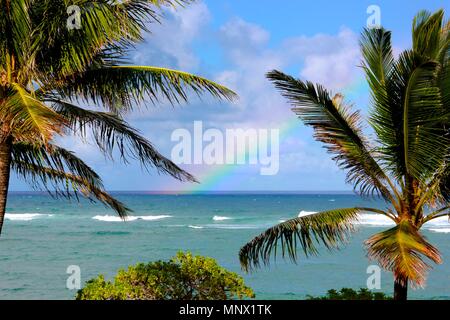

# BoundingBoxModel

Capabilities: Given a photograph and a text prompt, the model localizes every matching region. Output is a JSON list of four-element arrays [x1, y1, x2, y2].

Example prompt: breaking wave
[[92, 215, 171, 222], [5, 213, 53, 221]]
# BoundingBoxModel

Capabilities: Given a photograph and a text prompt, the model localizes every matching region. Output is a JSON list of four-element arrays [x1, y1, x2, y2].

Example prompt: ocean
[[0, 192, 449, 300]]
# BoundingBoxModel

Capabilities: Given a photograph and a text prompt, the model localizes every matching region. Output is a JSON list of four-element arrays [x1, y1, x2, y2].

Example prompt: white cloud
[[219, 18, 270, 54], [51, 5, 363, 191], [296, 28, 361, 91], [132, 1, 211, 71]]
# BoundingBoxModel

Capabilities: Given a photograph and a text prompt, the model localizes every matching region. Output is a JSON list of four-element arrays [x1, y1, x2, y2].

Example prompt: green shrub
[[306, 288, 392, 300], [76, 252, 255, 300]]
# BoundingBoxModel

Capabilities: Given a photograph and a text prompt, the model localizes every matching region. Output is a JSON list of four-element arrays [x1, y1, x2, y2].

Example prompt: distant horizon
[[7, 190, 358, 195]]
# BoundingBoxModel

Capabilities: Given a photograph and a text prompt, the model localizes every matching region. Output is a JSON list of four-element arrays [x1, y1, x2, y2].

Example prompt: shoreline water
[[0, 193, 449, 299]]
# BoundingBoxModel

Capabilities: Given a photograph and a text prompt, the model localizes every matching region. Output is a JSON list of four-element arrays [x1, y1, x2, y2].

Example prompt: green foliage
[[0, 0, 236, 223], [240, 208, 362, 271], [76, 252, 255, 300], [306, 288, 392, 300], [240, 9, 450, 294]]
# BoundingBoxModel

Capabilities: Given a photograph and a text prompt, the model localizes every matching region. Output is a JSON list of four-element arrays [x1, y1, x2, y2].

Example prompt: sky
[[10, 0, 450, 192]]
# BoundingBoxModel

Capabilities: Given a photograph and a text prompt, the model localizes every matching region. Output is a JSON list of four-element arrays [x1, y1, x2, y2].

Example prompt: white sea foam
[[356, 214, 395, 226], [188, 225, 204, 229], [92, 215, 171, 222], [206, 224, 261, 230], [5, 213, 53, 221], [356, 214, 449, 228], [213, 215, 232, 221], [295, 209, 449, 228], [429, 228, 450, 233]]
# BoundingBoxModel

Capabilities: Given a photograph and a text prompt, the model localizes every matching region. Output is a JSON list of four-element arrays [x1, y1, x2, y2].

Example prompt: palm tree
[[0, 0, 236, 235], [239, 9, 449, 301]]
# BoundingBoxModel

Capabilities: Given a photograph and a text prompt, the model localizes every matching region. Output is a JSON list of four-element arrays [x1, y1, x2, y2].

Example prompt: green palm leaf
[[412, 10, 445, 59], [0, 0, 31, 69], [1, 84, 64, 142], [266, 70, 394, 200], [50, 100, 196, 182], [239, 208, 361, 271], [11, 141, 101, 187], [11, 142, 129, 218], [13, 161, 129, 218], [53, 66, 236, 112], [393, 50, 447, 181]]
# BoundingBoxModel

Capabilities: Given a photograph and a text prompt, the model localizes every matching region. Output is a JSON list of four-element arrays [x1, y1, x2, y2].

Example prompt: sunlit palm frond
[[49, 100, 196, 182], [365, 220, 442, 287], [266, 70, 394, 200], [1, 83, 64, 143], [239, 208, 361, 271], [53, 66, 236, 112], [11, 145, 130, 218]]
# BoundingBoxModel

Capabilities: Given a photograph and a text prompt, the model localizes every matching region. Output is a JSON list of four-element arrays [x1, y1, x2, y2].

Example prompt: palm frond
[[49, 99, 196, 182], [412, 10, 445, 59], [360, 27, 395, 87], [0, 0, 31, 70], [53, 66, 237, 112], [239, 208, 361, 271], [364, 19, 449, 184], [11, 143, 129, 218], [365, 220, 442, 287], [1, 83, 64, 143], [362, 30, 408, 182], [11, 141, 100, 187], [392, 50, 448, 181], [32, 0, 161, 77], [266, 70, 394, 200]]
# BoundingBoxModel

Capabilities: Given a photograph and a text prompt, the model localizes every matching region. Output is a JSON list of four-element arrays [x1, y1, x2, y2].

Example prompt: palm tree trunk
[[393, 277, 408, 300], [0, 135, 12, 236]]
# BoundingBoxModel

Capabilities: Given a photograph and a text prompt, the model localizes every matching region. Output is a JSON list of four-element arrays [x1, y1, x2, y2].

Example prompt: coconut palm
[[239, 9, 449, 300], [0, 0, 236, 234]]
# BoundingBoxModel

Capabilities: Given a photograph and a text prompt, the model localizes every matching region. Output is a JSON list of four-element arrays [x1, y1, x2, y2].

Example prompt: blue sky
[[10, 0, 450, 192]]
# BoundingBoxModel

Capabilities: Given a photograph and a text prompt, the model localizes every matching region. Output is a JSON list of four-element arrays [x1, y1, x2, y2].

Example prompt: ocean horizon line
[[7, 190, 357, 195]]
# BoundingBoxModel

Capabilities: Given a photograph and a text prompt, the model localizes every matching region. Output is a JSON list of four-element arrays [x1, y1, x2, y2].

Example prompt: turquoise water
[[0, 193, 449, 300]]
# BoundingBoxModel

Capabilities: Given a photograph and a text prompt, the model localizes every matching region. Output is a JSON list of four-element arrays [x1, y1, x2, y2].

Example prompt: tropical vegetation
[[306, 288, 392, 300], [0, 0, 235, 235], [76, 251, 255, 300], [239, 9, 449, 300]]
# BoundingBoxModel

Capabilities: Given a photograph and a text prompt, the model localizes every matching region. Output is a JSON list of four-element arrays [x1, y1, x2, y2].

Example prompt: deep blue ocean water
[[0, 193, 448, 300]]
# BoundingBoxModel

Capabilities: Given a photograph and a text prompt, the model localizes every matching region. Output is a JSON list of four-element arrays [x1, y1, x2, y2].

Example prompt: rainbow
[[164, 76, 369, 193]]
